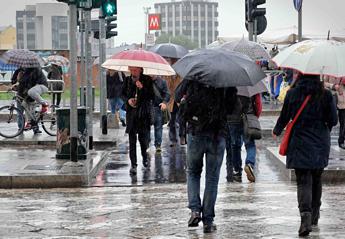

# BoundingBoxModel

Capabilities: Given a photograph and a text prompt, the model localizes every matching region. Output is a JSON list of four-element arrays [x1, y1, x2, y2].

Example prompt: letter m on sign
[[148, 14, 161, 30]]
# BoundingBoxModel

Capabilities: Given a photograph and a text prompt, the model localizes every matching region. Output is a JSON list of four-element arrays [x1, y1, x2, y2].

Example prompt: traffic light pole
[[253, 19, 257, 42], [80, 8, 85, 106], [84, 5, 94, 149], [248, 21, 254, 41], [99, 9, 107, 135], [298, 7, 302, 42], [68, 2, 78, 162]]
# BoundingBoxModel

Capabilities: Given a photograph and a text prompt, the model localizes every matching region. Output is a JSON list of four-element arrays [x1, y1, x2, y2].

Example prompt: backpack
[[180, 81, 226, 131]]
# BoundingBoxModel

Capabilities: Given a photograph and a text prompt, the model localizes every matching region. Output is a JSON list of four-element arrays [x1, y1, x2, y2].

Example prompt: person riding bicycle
[[16, 67, 49, 134]]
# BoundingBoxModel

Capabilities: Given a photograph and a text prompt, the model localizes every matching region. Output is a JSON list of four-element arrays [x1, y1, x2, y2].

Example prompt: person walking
[[106, 69, 126, 126], [152, 75, 170, 152], [122, 67, 154, 176], [272, 74, 337, 237], [47, 63, 64, 106], [176, 80, 237, 233], [324, 76, 345, 149], [164, 58, 187, 146], [225, 94, 262, 183]]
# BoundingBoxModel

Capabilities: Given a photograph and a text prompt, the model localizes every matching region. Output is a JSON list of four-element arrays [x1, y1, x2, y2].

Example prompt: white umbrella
[[272, 40, 345, 78]]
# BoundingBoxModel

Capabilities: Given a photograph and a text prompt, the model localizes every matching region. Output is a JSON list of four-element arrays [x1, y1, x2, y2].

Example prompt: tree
[[155, 34, 198, 50]]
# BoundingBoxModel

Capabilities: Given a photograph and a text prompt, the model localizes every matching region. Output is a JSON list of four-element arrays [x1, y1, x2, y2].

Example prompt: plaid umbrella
[[46, 55, 69, 67], [0, 60, 17, 71], [0, 49, 45, 68]]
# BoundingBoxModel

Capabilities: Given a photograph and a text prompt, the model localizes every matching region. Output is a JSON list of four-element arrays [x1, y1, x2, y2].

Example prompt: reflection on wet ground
[[0, 128, 345, 238]]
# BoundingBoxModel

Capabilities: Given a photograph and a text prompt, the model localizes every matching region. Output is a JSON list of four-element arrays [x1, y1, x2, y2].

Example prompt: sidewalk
[[0, 121, 122, 188]]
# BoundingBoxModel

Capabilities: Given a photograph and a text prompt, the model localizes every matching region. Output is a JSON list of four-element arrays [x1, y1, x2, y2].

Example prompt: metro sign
[[148, 14, 161, 30]]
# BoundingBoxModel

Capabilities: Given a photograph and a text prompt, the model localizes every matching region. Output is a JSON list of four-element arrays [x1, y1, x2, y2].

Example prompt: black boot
[[299, 212, 312, 237], [311, 207, 320, 226]]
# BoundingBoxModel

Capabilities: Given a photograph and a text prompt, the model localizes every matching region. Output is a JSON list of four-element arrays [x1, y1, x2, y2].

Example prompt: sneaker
[[143, 156, 149, 168], [244, 164, 255, 182], [33, 128, 42, 134], [129, 167, 137, 176], [41, 103, 49, 113], [170, 142, 177, 147], [24, 122, 32, 130], [203, 223, 217, 233], [120, 119, 126, 127], [188, 211, 201, 227], [180, 136, 187, 145], [233, 171, 242, 182]]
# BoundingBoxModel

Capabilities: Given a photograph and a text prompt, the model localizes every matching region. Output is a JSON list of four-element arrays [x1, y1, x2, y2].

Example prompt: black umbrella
[[149, 43, 189, 59], [172, 48, 266, 88]]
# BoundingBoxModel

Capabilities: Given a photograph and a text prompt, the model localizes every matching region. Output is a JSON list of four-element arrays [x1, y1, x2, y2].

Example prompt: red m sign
[[148, 14, 161, 30]]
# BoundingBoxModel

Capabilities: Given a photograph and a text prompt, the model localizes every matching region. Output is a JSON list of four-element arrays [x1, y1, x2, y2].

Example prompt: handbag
[[279, 95, 311, 156], [243, 113, 262, 140]]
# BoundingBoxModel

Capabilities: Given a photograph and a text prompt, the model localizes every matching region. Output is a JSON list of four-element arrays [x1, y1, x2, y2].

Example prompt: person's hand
[[128, 98, 137, 108], [136, 81, 143, 89], [272, 131, 277, 140], [159, 102, 167, 111]]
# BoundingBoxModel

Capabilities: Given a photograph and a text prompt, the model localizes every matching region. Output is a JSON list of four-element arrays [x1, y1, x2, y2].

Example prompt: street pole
[[248, 21, 254, 41], [84, 2, 93, 149], [80, 8, 85, 106], [253, 18, 257, 42], [68, 2, 78, 162], [143, 7, 151, 48], [99, 9, 107, 134], [298, 7, 302, 42]]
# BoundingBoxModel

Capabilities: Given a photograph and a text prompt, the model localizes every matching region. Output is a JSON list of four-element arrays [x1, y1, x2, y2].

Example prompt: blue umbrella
[[0, 60, 17, 71]]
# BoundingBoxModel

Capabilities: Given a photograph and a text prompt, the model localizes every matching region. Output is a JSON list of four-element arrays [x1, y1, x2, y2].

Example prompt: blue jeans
[[187, 133, 225, 224], [226, 123, 256, 174], [153, 106, 163, 147], [108, 97, 125, 120], [16, 99, 24, 129]]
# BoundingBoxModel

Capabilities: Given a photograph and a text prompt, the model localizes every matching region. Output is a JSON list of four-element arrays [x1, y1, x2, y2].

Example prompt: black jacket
[[122, 73, 154, 133], [152, 77, 170, 107], [17, 68, 48, 100], [273, 78, 337, 169], [106, 71, 125, 99]]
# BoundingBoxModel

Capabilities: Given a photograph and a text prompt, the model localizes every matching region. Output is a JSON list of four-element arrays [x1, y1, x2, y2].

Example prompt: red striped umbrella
[[102, 49, 175, 76]]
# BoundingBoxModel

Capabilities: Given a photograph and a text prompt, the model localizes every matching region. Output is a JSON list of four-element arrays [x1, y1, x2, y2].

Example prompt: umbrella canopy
[[102, 49, 175, 76], [0, 49, 45, 68], [237, 79, 268, 97], [46, 55, 69, 67], [219, 38, 271, 61], [272, 40, 345, 78], [0, 60, 17, 71], [172, 48, 266, 88], [149, 43, 189, 59]]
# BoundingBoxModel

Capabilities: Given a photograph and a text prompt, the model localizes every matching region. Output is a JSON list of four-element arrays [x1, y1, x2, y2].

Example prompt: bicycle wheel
[[41, 111, 57, 136], [0, 105, 25, 138]]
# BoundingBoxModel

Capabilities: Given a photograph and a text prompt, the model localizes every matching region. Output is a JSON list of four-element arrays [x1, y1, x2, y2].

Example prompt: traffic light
[[102, 0, 117, 17], [247, 0, 266, 22], [105, 16, 117, 39]]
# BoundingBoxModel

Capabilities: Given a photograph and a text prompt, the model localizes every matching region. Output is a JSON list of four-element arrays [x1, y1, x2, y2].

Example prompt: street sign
[[293, 0, 303, 11], [145, 33, 155, 46], [148, 14, 161, 31]]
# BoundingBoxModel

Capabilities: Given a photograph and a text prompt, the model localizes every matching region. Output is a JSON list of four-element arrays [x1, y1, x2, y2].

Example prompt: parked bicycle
[[0, 90, 58, 138]]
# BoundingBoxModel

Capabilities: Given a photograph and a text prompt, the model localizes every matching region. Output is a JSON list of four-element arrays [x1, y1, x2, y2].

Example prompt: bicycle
[[0, 90, 58, 138]]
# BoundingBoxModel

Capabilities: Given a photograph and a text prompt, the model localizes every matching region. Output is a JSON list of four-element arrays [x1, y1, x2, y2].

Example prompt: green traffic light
[[102, 0, 117, 16], [106, 3, 115, 14]]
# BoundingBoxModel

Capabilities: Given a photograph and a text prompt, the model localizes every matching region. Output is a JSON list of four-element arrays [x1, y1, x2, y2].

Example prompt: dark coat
[[273, 78, 337, 169], [17, 68, 48, 100], [106, 71, 125, 99], [152, 77, 170, 107], [47, 64, 64, 91], [122, 73, 154, 133]]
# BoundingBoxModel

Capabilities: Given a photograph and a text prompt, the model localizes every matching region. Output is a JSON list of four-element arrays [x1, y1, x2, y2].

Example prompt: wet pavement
[[0, 135, 345, 238]]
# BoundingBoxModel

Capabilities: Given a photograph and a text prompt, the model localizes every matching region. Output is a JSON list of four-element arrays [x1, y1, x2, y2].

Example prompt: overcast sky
[[1, 0, 344, 45]]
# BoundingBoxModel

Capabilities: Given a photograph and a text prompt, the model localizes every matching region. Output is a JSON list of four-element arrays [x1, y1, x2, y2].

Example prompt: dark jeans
[[187, 133, 225, 224], [295, 169, 323, 213], [338, 109, 345, 144], [52, 93, 61, 106], [169, 105, 186, 143], [128, 128, 150, 168], [153, 106, 163, 147]]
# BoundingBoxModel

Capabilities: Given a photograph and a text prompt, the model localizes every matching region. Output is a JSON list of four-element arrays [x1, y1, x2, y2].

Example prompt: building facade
[[154, 0, 219, 48], [16, 3, 69, 50], [0, 26, 16, 49]]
